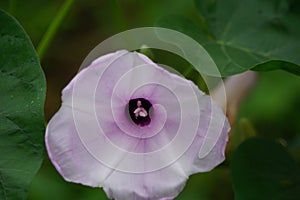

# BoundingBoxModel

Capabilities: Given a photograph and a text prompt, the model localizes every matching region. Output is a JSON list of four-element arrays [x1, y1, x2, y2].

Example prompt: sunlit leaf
[[0, 9, 46, 200], [231, 138, 300, 200]]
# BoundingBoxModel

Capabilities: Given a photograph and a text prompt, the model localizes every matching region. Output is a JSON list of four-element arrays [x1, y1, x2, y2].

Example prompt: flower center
[[128, 98, 152, 126]]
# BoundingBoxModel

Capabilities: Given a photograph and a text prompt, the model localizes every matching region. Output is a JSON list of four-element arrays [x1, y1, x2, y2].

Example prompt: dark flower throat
[[128, 98, 152, 126]]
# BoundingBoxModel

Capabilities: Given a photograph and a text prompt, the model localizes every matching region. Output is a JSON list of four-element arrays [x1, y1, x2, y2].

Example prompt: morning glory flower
[[46, 50, 230, 200]]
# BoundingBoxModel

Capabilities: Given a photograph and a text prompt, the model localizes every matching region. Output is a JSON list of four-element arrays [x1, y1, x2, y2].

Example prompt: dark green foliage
[[0, 9, 46, 200], [157, 0, 300, 76], [231, 138, 300, 200]]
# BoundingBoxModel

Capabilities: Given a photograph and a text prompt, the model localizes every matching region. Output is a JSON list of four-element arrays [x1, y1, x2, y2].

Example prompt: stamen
[[134, 100, 148, 118], [128, 98, 152, 126]]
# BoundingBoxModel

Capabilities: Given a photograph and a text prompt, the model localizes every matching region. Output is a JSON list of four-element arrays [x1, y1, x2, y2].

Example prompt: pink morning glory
[[46, 50, 230, 200]]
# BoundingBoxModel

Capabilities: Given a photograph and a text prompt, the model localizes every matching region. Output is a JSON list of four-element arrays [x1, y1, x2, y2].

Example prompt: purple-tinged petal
[[46, 50, 230, 200]]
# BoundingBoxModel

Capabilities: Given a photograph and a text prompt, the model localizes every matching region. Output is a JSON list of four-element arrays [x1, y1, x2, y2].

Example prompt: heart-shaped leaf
[[0, 9, 46, 199], [157, 0, 300, 76], [231, 138, 300, 200]]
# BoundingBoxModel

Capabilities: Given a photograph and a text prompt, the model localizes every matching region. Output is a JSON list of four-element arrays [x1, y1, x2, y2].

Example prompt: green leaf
[[156, 15, 207, 44], [231, 138, 300, 200], [252, 60, 300, 76], [0, 9, 46, 200], [157, 0, 300, 76]]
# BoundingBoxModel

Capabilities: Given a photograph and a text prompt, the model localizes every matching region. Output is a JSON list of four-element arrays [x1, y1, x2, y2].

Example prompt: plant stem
[[37, 0, 74, 61]]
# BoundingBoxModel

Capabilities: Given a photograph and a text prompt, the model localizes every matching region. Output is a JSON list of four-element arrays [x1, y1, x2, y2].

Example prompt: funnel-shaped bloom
[[46, 50, 230, 200]]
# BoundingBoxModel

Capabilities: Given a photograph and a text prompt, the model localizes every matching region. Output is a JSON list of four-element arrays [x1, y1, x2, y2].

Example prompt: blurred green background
[[1, 0, 300, 199]]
